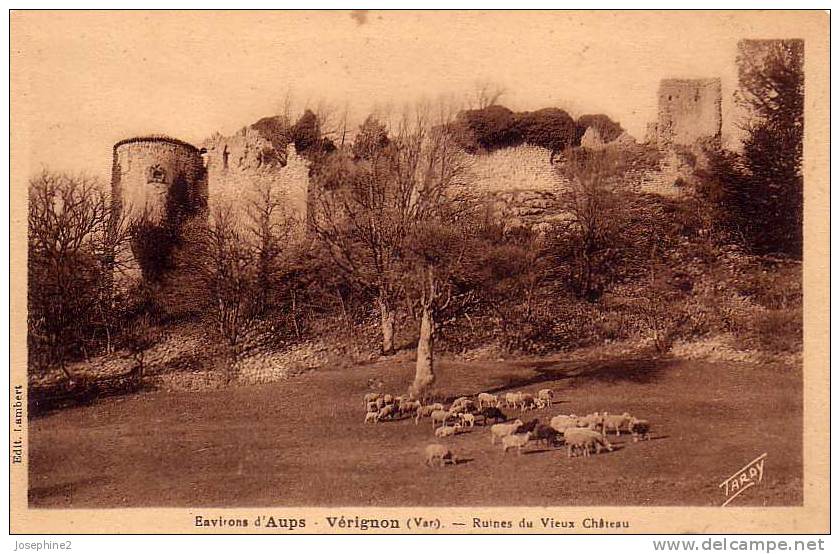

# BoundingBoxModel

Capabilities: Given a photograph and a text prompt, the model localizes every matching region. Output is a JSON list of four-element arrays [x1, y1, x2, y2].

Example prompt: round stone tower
[[111, 136, 208, 285]]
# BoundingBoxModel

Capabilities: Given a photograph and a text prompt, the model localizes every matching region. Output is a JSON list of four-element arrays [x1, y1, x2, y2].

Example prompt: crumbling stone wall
[[203, 127, 310, 223], [469, 144, 563, 193], [655, 78, 722, 147], [467, 144, 571, 230]]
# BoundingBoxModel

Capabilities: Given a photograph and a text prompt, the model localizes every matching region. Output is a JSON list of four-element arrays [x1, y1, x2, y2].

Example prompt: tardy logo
[[719, 452, 766, 506]]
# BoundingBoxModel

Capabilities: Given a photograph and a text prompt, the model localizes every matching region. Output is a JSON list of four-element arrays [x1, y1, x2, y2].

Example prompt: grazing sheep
[[375, 397, 386, 410], [630, 418, 651, 442], [383, 394, 394, 405], [458, 413, 476, 427], [550, 415, 578, 434], [501, 432, 532, 455], [366, 401, 378, 413], [577, 412, 604, 432], [602, 412, 634, 436], [565, 428, 613, 457], [424, 444, 456, 467], [519, 394, 537, 411], [364, 393, 382, 408], [376, 405, 395, 422], [450, 399, 476, 415], [477, 393, 499, 409], [435, 424, 463, 438], [400, 399, 422, 417], [533, 424, 562, 449], [518, 418, 541, 434], [537, 389, 554, 406], [504, 393, 519, 409], [490, 419, 524, 444], [414, 405, 435, 425], [479, 407, 508, 425], [429, 403, 445, 412], [364, 411, 378, 424], [430, 409, 451, 428]]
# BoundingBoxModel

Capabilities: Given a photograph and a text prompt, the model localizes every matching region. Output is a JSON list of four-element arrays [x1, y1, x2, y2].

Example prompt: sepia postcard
[[9, 9, 829, 534]]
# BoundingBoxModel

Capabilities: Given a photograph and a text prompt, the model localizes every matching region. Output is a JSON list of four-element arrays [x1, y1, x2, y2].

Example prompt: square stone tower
[[655, 78, 722, 147]]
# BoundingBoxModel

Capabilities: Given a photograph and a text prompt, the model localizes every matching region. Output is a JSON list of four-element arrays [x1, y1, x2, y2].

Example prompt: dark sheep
[[518, 418, 541, 434], [533, 423, 562, 448], [479, 407, 507, 425]]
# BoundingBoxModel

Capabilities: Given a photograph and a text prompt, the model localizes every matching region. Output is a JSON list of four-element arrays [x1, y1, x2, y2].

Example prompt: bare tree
[[391, 105, 477, 395], [191, 206, 260, 381], [308, 116, 405, 355], [245, 180, 296, 316], [28, 170, 126, 378], [123, 313, 160, 380], [555, 148, 624, 302], [470, 80, 507, 109]]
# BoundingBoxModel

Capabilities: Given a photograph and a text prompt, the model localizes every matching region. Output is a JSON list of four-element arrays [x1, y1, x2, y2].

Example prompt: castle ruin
[[649, 78, 722, 147], [111, 136, 208, 284], [111, 128, 310, 290]]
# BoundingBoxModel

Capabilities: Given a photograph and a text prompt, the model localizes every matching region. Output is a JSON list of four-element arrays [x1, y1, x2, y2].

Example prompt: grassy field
[[29, 353, 802, 507]]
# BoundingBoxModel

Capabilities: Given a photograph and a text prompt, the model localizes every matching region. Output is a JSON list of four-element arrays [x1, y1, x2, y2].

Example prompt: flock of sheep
[[362, 389, 652, 467]]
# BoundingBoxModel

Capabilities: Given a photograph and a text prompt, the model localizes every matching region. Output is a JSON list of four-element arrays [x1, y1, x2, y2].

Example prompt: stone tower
[[111, 136, 208, 283], [655, 78, 722, 147]]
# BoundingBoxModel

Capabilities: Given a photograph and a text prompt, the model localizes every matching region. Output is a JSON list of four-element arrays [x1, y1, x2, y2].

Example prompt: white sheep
[[435, 424, 463, 438], [501, 432, 531, 455], [477, 392, 499, 408], [550, 414, 578, 433], [602, 412, 634, 436], [364, 411, 378, 424], [424, 444, 456, 467], [458, 413, 476, 427], [400, 399, 422, 416], [565, 427, 613, 457], [363, 392, 382, 408], [414, 405, 435, 425], [504, 392, 519, 409], [375, 405, 395, 422], [537, 389, 554, 406], [449, 399, 476, 415], [490, 419, 524, 444], [576, 412, 604, 432], [430, 409, 451, 428]]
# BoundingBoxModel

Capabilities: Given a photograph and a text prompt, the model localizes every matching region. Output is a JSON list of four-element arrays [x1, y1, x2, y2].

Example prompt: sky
[[11, 10, 826, 180]]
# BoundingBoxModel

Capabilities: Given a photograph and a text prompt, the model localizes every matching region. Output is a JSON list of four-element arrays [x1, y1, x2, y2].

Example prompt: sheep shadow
[[521, 447, 563, 456]]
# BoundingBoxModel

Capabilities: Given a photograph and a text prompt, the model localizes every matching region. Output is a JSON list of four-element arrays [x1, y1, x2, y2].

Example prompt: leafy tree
[[352, 116, 390, 161], [455, 104, 521, 153], [575, 114, 625, 144], [734, 39, 804, 257], [517, 107, 577, 161]]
